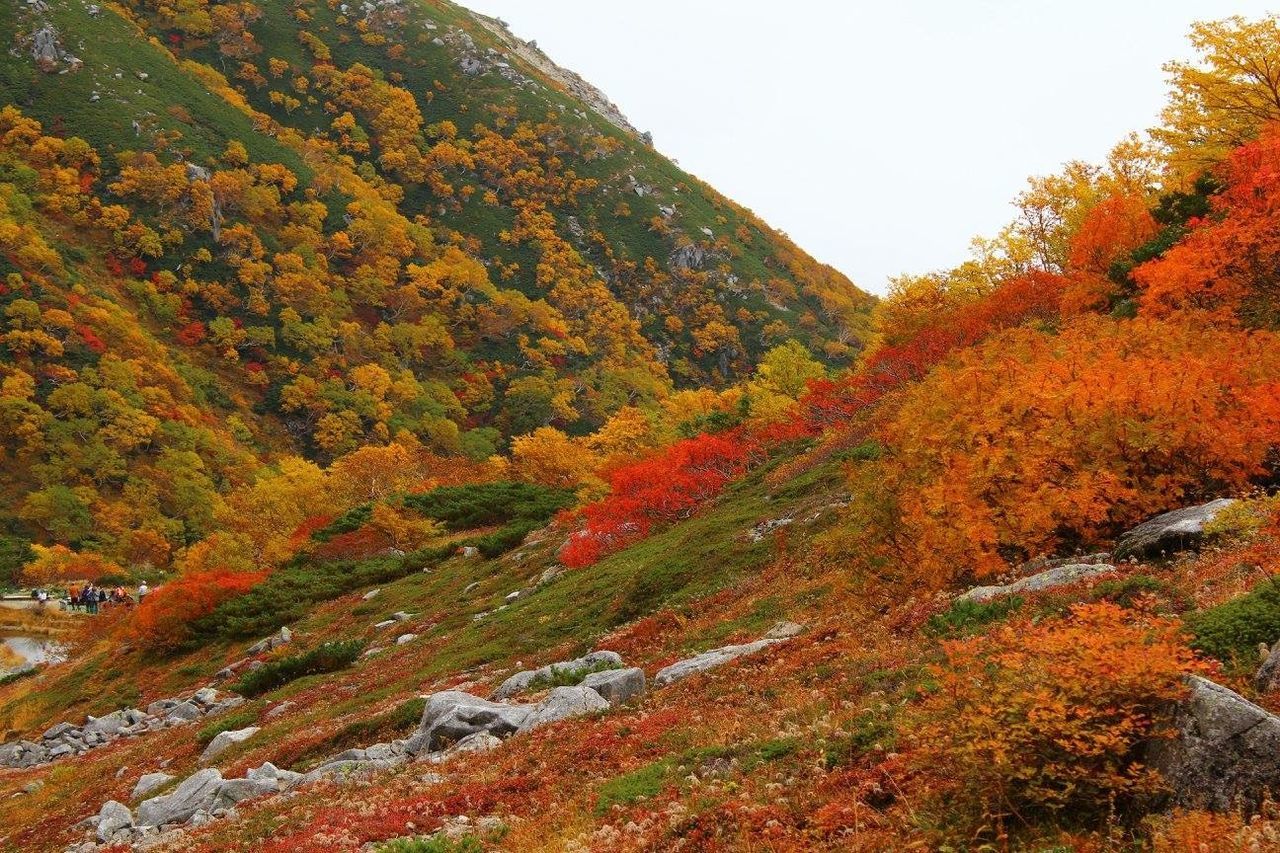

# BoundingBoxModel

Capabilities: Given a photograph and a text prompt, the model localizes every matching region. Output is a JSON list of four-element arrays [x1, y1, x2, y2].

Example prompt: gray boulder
[[200, 726, 259, 763], [246, 762, 304, 791], [42, 721, 76, 741], [132, 772, 174, 800], [192, 687, 219, 707], [137, 768, 224, 827], [1147, 675, 1280, 811], [165, 701, 202, 723], [654, 639, 779, 687], [518, 686, 609, 733], [96, 800, 133, 842], [1115, 498, 1236, 560], [581, 667, 645, 706], [211, 776, 277, 809], [421, 732, 502, 764], [84, 710, 126, 737], [492, 651, 624, 699], [410, 691, 531, 753], [957, 562, 1117, 604]]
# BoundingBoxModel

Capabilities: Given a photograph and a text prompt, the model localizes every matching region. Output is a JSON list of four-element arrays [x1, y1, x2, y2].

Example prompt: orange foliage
[[914, 603, 1206, 839], [126, 569, 265, 652], [873, 314, 1280, 582]]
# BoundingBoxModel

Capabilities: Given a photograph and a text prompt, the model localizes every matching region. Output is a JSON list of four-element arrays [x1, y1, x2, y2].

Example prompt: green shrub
[[926, 596, 1024, 637], [1091, 575, 1185, 610], [402, 482, 574, 531], [311, 504, 373, 542], [234, 640, 364, 697], [191, 545, 454, 642], [1187, 581, 1280, 663]]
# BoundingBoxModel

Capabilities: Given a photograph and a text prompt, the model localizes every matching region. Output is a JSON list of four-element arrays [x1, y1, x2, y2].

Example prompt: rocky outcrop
[[1114, 499, 1236, 560], [1, 688, 240, 769], [580, 667, 646, 706], [492, 650, 623, 699], [95, 800, 133, 843], [1147, 675, 1280, 812], [957, 562, 1117, 603]]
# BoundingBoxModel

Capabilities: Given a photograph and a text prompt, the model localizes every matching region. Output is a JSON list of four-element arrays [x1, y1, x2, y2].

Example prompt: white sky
[[463, 1, 1276, 295]]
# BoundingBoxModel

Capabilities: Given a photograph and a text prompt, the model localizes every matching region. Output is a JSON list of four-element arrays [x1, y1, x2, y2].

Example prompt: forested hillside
[[0, 0, 872, 579], [3, 7, 1280, 853]]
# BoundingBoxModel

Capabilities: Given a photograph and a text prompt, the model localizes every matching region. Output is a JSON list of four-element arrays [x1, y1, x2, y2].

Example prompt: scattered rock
[[654, 639, 780, 687], [374, 619, 397, 629], [396, 633, 418, 645], [421, 732, 502, 764], [200, 727, 259, 764], [246, 626, 292, 656], [460, 546, 479, 559], [764, 621, 804, 640], [391, 611, 412, 622], [96, 800, 133, 842], [1114, 498, 1236, 560], [957, 562, 1117, 604], [132, 773, 174, 800], [264, 701, 295, 720], [747, 517, 793, 542], [580, 667, 645, 706], [1147, 675, 1280, 811]]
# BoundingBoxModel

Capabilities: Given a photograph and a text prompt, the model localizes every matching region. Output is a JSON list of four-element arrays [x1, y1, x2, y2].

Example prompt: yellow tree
[[1156, 15, 1280, 182], [509, 427, 598, 490]]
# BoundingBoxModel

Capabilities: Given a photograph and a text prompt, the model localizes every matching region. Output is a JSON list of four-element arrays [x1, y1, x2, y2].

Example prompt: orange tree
[[912, 602, 1206, 840]]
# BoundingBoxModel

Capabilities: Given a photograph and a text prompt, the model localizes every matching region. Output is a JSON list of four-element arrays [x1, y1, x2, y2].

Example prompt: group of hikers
[[30, 582, 150, 614]]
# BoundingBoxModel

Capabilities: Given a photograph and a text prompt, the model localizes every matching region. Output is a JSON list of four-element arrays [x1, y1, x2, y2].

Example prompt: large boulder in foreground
[[1114, 498, 1235, 560], [409, 691, 531, 754], [516, 686, 609, 733], [136, 768, 225, 827], [581, 667, 646, 706], [1147, 675, 1280, 812]]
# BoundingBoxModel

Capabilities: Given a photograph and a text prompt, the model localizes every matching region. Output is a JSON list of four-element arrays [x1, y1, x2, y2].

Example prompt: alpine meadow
[[2, 2, 1280, 851]]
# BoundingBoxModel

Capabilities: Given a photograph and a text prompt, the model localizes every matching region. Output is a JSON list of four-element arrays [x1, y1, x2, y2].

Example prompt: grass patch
[[926, 596, 1024, 637], [375, 837, 483, 853], [525, 659, 621, 692], [196, 707, 260, 745], [823, 712, 896, 769], [292, 697, 425, 769], [402, 482, 574, 531], [234, 641, 364, 698], [595, 758, 672, 814], [1187, 580, 1280, 664]]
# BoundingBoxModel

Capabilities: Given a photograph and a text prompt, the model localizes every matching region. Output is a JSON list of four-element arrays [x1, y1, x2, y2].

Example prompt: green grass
[[290, 697, 426, 769], [196, 707, 261, 745], [525, 659, 622, 692], [926, 596, 1025, 637], [1187, 580, 1280, 664]]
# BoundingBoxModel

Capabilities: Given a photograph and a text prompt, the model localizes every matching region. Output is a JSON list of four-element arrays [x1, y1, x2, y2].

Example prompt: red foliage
[[175, 321, 207, 345], [127, 569, 266, 652], [75, 324, 107, 354], [560, 430, 760, 567]]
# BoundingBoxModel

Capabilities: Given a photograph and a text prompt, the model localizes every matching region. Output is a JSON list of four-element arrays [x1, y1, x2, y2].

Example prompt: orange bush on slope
[[866, 313, 1280, 583], [126, 568, 266, 653], [914, 603, 1207, 840]]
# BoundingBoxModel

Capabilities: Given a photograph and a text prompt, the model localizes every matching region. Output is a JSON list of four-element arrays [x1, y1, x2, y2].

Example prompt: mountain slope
[[0, 0, 872, 567]]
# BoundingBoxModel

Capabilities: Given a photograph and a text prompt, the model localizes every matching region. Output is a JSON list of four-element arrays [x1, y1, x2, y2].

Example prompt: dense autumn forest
[[1, 1, 1280, 851]]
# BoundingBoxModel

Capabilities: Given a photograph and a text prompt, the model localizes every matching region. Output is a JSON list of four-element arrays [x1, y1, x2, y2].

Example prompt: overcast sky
[[463, 1, 1276, 295]]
